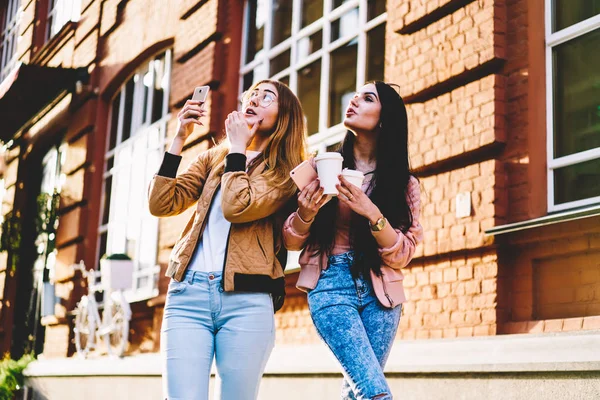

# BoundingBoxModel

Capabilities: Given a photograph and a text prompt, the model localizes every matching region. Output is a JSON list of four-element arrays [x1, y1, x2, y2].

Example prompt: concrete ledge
[[26, 330, 600, 378]]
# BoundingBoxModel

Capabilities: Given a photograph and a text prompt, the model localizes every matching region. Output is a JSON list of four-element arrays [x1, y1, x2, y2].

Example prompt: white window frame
[[46, 0, 81, 41], [0, 0, 20, 83], [240, 0, 386, 154], [99, 50, 172, 303], [545, 2, 600, 212]]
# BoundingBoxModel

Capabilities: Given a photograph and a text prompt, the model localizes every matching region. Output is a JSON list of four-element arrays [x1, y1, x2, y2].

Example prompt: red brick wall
[[499, 216, 600, 335], [389, 0, 506, 99], [407, 75, 506, 170]]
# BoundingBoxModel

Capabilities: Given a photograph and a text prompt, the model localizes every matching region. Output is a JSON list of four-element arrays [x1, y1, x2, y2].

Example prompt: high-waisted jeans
[[161, 270, 275, 400], [308, 252, 402, 400]]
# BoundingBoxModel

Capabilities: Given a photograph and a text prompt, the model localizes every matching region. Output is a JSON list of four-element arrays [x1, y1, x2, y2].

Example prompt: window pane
[[270, 49, 290, 76], [102, 175, 112, 225], [367, 0, 386, 21], [279, 76, 289, 87], [553, 0, 600, 32], [298, 60, 322, 135], [333, 0, 351, 10], [272, 0, 292, 47], [243, 63, 267, 91], [329, 41, 357, 127], [245, 0, 266, 63], [243, 71, 255, 92], [121, 79, 135, 143], [151, 55, 168, 123], [142, 67, 151, 125], [366, 23, 386, 82], [554, 158, 600, 204], [301, 0, 323, 28], [327, 142, 342, 152], [106, 156, 114, 172], [131, 74, 144, 134], [553, 29, 600, 158], [98, 232, 107, 263], [108, 93, 121, 150], [139, 218, 158, 266], [297, 30, 322, 60], [331, 8, 359, 42]]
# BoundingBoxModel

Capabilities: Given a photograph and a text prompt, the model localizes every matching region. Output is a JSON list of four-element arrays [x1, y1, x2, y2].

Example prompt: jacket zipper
[[220, 226, 232, 291], [380, 277, 394, 308]]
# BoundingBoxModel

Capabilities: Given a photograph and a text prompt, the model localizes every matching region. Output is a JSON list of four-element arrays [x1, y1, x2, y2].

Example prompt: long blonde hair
[[213, 80, 307, 193]]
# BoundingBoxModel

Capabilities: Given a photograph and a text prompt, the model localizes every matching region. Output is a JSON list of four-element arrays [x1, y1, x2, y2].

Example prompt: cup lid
[[315, 152, 343, 161], [341, 168, 364, 178]]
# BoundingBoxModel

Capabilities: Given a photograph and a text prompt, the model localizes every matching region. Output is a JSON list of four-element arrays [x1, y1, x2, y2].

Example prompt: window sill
[[485, 203, 600, 236], [31, 21, 77, 65], [40, 315, 68, 326]]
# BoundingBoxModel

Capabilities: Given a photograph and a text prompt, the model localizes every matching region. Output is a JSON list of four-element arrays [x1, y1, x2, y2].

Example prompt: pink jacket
[[283, 176, 423, 308]]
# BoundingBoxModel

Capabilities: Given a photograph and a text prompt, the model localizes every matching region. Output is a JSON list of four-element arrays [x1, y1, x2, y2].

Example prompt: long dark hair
[[306, 81, 415, 277]]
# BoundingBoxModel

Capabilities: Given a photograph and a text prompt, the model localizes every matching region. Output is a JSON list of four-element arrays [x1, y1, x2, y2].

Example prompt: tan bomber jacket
[[148, 148, 296, 308]]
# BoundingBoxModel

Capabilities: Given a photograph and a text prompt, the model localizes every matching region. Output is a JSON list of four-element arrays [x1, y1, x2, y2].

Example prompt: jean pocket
[[319, 266, 333, 278], [167, 279, 187, 295]]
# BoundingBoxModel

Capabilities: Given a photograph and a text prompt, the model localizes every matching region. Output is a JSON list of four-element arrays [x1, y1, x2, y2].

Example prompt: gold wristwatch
[[370, 216, 387, 232]]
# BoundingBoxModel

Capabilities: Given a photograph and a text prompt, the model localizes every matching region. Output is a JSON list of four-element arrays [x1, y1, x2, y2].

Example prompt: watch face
[[372, 217, 386, 231]]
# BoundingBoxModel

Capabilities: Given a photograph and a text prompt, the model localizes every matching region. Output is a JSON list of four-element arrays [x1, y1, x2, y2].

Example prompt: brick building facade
[[0, 0, 598, 397]]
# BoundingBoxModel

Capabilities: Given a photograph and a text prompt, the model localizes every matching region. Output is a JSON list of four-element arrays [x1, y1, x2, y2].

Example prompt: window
[[99, 51, 171, 302], [46, 0, 81, 41], [0, 0, 19, 82], [546, 1, 600, 211], [241, 0, 386, 152]]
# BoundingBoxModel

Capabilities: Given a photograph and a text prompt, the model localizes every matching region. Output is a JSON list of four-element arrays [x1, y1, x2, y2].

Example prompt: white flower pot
[[100, 259, 134, 291]]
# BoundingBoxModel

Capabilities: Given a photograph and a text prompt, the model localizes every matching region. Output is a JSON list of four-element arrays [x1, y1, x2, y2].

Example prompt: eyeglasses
[[240, 90, 278, 108]]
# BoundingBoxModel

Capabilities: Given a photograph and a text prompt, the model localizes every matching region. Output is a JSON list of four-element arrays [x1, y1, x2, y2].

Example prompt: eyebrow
[[253, 88, 278, 97], [363, 91, 378, 99]]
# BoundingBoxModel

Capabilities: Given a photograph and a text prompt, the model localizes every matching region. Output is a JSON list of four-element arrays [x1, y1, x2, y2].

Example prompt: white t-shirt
[[188, 151, 261, 273]]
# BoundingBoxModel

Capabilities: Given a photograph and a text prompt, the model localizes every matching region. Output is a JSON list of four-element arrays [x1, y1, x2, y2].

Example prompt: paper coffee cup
[[341, 168, 365, 188], [315, 152, 343, 195]]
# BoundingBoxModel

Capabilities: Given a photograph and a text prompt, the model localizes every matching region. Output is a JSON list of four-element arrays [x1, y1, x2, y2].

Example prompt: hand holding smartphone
[[290, 160, 318, 191]]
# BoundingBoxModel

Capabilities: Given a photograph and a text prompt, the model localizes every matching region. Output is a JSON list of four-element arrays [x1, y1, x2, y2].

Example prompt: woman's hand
[[225, 111, 262, 154], [297, 179, 328, 222], [337, 176, 382, 224], [170, 100, 206, 154]]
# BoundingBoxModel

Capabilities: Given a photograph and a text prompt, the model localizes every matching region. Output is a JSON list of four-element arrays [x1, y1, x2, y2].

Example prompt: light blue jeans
[[161, 270, 275, 400], [308, 252, 402, 400]]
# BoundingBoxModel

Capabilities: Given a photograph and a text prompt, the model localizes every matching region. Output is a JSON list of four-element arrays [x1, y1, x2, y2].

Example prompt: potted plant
[[100, 253, 134, 291]]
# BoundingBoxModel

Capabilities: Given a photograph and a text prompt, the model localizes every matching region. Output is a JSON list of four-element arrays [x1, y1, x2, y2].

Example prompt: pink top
[[331, 173, 375, 255]]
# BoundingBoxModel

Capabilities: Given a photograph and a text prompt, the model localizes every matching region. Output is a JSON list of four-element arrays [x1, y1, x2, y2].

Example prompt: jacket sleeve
[[148, 150, 213, 217], [282, 211, 312, 251], [375, 176, 423, 269], [220, 154, 295, 224]]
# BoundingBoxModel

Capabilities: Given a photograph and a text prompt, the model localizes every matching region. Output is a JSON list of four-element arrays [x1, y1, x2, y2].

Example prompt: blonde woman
[[149, 80, 306, 400]]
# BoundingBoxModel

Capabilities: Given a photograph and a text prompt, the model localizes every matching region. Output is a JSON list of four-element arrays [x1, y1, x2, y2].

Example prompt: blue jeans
[[308, 252, 402, 400], [161, 270, 275, 400]]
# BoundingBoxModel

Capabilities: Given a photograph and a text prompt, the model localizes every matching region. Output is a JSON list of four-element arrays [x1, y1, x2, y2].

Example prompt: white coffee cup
[[315, 152, 344, 195], [341, 168, 365, 188]]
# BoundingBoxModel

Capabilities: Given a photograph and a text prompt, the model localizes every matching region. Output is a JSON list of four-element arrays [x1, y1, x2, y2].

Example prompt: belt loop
[[187, 270, 194, 284]]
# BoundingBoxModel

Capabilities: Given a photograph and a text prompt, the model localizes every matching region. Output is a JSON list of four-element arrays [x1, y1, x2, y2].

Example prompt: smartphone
[[290, 160, 318, 191], [192, 85, 210, 104]]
